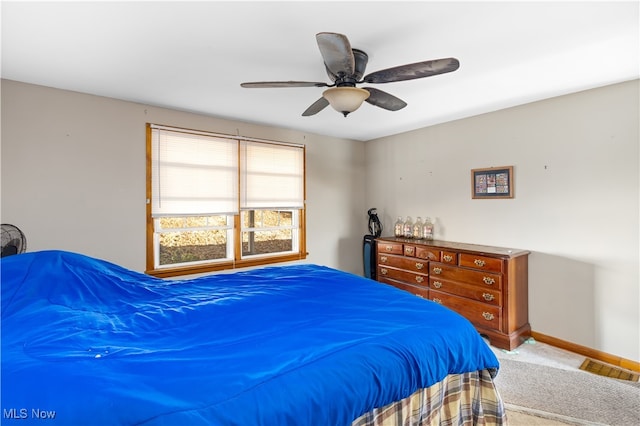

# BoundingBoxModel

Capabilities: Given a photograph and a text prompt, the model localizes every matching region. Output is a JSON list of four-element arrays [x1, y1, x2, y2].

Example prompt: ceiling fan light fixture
[[322, 87, 370, 117]]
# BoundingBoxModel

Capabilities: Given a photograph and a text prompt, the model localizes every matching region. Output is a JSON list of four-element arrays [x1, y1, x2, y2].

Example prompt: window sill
[[146, 252, 308, 278]]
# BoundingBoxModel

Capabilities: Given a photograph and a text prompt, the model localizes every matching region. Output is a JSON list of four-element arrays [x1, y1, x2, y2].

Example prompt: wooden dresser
[[376, 237, 530, 350]]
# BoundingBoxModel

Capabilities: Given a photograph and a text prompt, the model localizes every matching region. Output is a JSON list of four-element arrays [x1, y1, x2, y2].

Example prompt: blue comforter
[[1, 250, 499, 425]]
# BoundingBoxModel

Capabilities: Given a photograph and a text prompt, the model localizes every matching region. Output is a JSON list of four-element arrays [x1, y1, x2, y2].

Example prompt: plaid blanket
[[352, 369, 506, 425]]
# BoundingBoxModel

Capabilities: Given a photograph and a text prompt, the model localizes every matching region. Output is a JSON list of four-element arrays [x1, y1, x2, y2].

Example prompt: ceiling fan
[[241, 32, 460, 117]]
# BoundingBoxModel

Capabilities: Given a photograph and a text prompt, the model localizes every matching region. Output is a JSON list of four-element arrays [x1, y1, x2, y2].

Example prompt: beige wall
[[0, 79, 367, 275], [365, 80, 640, 361]]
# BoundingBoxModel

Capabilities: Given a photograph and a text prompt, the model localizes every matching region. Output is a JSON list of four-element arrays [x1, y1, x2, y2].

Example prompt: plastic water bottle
[[422, 217, 434, 240], [413, 217, 423, 239], [403, 216, 413, 238], [394, 216, 404, 237]]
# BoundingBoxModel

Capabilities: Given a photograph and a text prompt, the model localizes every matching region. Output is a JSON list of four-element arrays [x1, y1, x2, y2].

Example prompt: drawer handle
[[432, 267, 442, 274], [483, 277, 495, 285], [482, 312, 495, 321], [380, 255, 388, 263], [443, 255, 453, 262], [483, 293, 495, 301], [405, 247, 415, 255], [432, 298, 442, 304], [474, 259, 486, 267], [415, 276, 424, 283], [432, 281, 443, 289], [415, 293, 425, 299], [380, 268, 388, 275], [415, 262, 425, 270], [385, 246, 393, 252]]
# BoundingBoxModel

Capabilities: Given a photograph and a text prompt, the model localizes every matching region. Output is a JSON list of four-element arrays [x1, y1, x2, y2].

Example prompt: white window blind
[[240, 141, 304, 209], [151, 127, 238, 216]]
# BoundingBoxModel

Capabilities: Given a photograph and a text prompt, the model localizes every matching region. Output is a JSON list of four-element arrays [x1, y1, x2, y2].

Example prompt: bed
[[1, 250, 506, 425]]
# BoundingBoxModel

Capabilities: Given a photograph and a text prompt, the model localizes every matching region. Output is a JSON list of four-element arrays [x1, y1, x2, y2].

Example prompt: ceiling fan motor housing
[[326, 48, 368, 86], [352, 49, 369, 81]]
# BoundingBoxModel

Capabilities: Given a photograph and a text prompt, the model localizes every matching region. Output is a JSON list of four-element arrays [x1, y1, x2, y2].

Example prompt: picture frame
[[471, 166, 514, 199]]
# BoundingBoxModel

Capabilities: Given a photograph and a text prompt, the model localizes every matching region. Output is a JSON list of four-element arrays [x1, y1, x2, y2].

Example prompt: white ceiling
[[2, 1, 638, 141]]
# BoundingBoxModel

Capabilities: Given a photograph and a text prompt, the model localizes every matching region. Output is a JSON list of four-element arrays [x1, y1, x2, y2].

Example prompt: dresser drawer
[[459, 253, 503, 272], [430, 262, 502, 289], [430, 290, 502, 332], [416, 246, 439, 261], [440, 251, 458, 264], [378, 254, 428, 273], [377, 242, 403, 255], [403, 244, 417, 257], [380, 279, 430, 299], [378, 266, 428, 286], [429, 278, 502, 306]]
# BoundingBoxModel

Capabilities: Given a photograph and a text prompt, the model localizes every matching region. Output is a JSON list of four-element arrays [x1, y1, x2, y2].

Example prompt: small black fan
[[1, 224, 27, 257]]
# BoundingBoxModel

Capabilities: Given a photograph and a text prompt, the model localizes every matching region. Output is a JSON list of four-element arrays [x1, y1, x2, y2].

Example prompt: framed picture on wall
[[471, 166, 514, 199]]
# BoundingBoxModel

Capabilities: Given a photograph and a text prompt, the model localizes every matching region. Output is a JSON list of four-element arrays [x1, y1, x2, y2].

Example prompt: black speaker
[[363, 234, 377, 280], [363, 208, 382, 279]]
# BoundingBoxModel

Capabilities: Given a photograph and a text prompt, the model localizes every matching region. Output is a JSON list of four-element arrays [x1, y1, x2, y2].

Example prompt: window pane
[[241, 209, 296, 257], [242, 229, 293, 256], [242, 210, 260, 228], [160, 217, 188, 228], [159, 229, 229, 265], [159, 216, 227, 229], [273, 211, 292, 226]]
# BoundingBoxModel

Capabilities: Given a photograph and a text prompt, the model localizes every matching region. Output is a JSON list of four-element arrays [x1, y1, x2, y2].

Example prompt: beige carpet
[[491, 340, 640, 426], [506, 405, 582, 425]]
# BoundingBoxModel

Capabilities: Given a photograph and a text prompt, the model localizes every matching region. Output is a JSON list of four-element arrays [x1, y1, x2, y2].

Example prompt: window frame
[[145, 124, 307, 278]]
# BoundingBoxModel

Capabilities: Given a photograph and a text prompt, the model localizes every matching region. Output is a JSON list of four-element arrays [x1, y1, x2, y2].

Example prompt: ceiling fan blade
[[302, 97, 330, 116], [316, 32, 355, 78], [241, 81, 329, 88], [363, 87, 407, 111], [363, 58, 460, 84]]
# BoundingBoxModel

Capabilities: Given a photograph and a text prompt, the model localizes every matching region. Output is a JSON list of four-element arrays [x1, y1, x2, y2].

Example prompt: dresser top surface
[[377, 237, 530, 258]]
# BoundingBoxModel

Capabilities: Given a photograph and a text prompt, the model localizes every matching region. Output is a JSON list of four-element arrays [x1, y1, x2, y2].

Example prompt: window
[[146, 124, 306, 277]]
